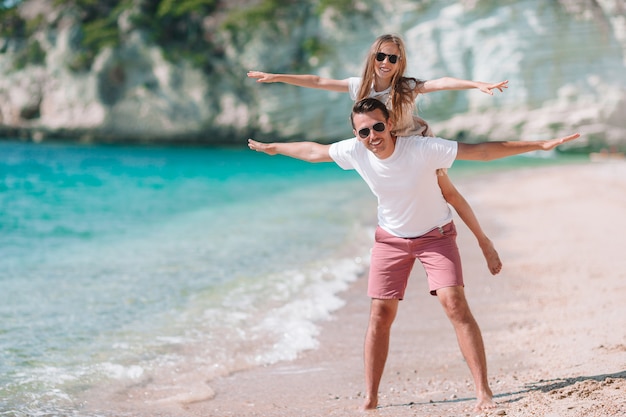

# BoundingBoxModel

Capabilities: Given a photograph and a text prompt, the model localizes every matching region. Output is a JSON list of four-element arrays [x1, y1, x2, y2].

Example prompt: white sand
[[87, 161, 626, 417]]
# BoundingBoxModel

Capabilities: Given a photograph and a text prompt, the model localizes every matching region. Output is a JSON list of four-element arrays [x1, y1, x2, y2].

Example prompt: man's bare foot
[[472, 385, 499, 412], [361, 396, 378, 411], [474, 395, 498, 412], [479, 239, 502, 275]]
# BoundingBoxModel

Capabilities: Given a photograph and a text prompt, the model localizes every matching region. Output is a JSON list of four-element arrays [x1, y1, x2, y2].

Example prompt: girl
[[248, 33, 504, 275]]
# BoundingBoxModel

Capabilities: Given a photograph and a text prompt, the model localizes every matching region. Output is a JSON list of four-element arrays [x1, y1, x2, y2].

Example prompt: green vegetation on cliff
[[0, 3, 46, 68], [1, 0, 368, 73]]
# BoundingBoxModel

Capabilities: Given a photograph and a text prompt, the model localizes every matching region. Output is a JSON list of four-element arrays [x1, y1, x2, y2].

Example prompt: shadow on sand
[[379, 370, 626, 409]]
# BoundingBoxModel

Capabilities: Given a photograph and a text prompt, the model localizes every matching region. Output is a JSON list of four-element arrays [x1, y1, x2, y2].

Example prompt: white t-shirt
[[348, 77, 394, 104], [329, 135, 457, 238]]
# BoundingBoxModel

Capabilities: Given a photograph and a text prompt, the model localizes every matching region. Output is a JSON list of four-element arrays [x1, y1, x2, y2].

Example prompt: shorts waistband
[[405, 221, 453, 239]]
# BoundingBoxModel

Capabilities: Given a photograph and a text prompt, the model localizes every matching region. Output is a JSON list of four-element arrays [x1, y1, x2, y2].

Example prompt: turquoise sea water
[[0, 140, 581, 415], [1, 140, 379, 416]]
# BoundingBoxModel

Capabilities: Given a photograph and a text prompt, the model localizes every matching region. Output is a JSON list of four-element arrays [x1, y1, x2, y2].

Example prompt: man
[[248, 98, 579, 412]]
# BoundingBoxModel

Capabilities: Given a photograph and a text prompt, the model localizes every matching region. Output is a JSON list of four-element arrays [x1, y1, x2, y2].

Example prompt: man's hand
[[248, 139, 277, 155], [540, 133, 581, 150]]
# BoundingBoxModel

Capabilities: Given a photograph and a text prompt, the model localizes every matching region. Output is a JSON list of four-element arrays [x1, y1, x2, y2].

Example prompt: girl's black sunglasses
[[375, 52, 399, 64]]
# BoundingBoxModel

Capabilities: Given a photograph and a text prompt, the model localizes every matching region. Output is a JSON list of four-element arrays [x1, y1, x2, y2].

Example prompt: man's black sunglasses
[[358, 122, 386, 139], [375, 52, 399, 64]]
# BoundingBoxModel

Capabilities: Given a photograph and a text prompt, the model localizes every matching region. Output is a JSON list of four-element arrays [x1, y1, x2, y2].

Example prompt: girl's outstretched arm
[[247, 71, 350, 93], [420, 77, 508, 95]]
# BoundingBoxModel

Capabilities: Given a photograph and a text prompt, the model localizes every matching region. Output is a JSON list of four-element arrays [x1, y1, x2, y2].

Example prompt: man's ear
[[386, 118, 394, 134]]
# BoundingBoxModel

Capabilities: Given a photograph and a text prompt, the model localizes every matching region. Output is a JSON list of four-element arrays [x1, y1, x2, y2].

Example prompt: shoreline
[[85, 161, 626, 417]]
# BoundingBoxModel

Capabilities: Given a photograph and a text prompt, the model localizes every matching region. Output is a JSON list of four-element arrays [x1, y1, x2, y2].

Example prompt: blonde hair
[[356, 34, 425, 132]]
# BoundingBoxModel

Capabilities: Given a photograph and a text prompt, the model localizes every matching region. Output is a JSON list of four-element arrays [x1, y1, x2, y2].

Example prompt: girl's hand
[[247, 71, 275, 83], [479, 80, 509, 95]]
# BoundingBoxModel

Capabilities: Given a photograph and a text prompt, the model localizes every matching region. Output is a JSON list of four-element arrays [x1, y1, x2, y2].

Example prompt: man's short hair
[[350, 98, 390, 129]]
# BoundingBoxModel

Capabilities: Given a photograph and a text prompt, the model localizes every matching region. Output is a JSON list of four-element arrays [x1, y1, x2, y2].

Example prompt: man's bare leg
[[436, 286, 496, 411], [362, 298, 399, 410]]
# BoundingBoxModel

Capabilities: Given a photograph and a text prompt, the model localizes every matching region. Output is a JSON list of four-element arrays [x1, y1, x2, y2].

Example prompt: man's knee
[[369, 299, 399, 328], [437, 286, 472, 323]]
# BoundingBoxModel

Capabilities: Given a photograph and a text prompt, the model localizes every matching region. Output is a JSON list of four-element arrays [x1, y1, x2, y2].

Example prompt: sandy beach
[[91, 161, 626, 417]]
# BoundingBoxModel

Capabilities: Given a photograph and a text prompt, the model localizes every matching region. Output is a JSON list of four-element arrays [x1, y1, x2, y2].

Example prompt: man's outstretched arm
[[248, 139, 333, 163], [456, 133, 580, 161]]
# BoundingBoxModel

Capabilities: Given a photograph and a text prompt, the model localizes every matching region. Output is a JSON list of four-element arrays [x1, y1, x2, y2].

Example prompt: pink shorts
[[368, 221, 464, 299]]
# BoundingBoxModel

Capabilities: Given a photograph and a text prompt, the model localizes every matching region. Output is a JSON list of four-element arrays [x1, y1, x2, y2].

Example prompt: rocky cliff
[[0, 0, 624, 150]]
